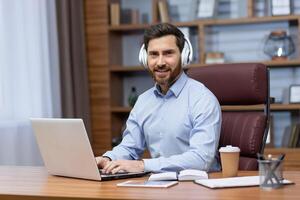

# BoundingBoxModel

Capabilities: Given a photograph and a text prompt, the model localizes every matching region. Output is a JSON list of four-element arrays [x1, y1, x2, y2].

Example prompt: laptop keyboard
[[99, 169, 149, 181], [99, 169, 128, 175]]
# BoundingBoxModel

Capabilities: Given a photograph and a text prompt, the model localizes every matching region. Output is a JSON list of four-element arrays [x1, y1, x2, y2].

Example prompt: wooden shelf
[[111, 104, 300, 113], [200, 15, 300, 26], [171, 21, 199, 27], [264, 60, 300, 68], [223, 104, 300, 111], [189, 60, 300, 69], [271, 104, 300, 111], [108, 15, 300, 32], [108, 22, 198, 31]]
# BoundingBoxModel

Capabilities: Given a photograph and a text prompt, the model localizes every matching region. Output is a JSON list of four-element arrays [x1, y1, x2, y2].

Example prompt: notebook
[[194, 176, 293, 189], [31, 118, 148, 181]]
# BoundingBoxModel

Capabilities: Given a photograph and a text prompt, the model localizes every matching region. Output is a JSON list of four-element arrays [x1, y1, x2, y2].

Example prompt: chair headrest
[[187, 63, 268, 105]]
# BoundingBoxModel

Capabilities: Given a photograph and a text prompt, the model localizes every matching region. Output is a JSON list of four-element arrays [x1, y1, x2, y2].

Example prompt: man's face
[[147, 35, 182, 91]]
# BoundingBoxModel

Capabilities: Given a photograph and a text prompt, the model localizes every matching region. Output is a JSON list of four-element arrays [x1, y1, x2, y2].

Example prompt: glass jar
[[263, 30, 295, 60]]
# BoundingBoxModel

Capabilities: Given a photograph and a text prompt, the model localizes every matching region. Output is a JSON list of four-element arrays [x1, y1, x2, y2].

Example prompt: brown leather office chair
[[187, 63, 270, 170]]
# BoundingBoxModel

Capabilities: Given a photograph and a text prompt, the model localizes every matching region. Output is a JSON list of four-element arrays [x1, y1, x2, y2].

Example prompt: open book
[[117, 180, 178, 188], [148, 169, 208, 181]]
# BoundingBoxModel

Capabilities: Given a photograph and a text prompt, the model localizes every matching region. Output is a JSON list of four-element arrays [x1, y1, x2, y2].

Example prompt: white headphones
[[138, 36, 193, 69]]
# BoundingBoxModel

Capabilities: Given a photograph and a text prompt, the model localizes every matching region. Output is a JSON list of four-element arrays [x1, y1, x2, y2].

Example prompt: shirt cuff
[[102, 156, 112, 161], [102, 151, 117, 161], [143, 158, 161, 172]]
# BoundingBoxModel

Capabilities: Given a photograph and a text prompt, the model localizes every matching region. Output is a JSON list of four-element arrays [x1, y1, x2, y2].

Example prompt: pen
[[262, 154, 285, 186]]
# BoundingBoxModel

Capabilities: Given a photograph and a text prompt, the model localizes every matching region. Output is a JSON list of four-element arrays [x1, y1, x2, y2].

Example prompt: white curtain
[[0, 0, 61, 165]]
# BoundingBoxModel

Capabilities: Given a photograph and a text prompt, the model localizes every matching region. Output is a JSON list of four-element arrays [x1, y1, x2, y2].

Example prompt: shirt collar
[[153, 72, 188, 98]]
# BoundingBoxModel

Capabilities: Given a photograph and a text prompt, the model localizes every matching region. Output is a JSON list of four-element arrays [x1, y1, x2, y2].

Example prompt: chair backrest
[[187, 63, 270, 170]]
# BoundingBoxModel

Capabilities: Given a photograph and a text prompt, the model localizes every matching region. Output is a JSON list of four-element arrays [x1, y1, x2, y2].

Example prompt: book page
[[117, 180, 178, 188], [148, 170, 209, 181], [178, 169, 208, 181], [148, 172, 177, 181]]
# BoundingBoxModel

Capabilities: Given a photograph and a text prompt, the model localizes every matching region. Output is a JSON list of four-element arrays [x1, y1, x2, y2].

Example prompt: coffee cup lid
[[219, 145, 240, 153]]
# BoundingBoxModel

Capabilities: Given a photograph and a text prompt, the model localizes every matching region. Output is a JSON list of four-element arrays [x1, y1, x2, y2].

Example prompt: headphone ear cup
[[138, 44, 148, 68], [181, 37, 193, 68], [181, 42, 189, 67]]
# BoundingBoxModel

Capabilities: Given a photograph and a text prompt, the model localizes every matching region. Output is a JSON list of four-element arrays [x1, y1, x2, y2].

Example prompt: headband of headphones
[[138, 36, 193, 69]]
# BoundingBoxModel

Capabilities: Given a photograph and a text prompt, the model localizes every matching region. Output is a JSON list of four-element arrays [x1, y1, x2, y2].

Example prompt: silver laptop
[[31, 118, 148, 181]]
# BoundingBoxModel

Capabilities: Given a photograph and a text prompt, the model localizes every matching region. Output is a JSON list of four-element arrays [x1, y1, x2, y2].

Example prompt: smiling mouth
[[155, 69, 169, 72], [155, 67, 170, 72], [154, 69, 169, 76]]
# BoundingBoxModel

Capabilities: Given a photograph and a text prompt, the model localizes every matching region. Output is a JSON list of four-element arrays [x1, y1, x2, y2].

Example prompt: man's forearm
[[143, 150, 215, 172]]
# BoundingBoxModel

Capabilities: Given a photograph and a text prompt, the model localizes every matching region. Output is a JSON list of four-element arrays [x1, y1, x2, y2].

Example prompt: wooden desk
[[0, 166, 299, 200]]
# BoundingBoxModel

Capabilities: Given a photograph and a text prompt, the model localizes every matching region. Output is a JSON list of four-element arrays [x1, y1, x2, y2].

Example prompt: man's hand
[[95, 156, 111, 169], [102, 160, 144, 174]]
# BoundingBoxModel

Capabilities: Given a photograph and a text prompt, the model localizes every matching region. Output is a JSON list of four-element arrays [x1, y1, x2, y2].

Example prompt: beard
[[149, 62, 182, 89]]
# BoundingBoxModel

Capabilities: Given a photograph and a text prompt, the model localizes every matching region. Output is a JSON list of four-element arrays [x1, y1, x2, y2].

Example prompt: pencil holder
[[258, 157, 284, 190]]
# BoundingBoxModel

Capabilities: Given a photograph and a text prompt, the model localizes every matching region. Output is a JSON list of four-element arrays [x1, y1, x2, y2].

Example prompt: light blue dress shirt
[[103, 72, 222, 172]]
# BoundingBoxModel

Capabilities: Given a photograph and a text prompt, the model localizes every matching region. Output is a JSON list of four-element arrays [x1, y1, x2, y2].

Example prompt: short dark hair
[[143, 23, 185, 52]]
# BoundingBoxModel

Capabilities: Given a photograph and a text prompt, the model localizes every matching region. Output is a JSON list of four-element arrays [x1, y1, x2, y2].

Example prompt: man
[[96, 23, 221, 174]]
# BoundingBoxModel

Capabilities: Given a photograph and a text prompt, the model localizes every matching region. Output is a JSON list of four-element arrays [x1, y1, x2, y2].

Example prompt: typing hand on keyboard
[[101, 160, 144, 174]]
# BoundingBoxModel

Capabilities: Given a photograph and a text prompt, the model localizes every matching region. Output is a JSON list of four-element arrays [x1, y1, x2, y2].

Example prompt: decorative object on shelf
[[290, 124, 300, 148], [205, 52, 225, 64], [197, 0, 216, 18], [263, 30, 295, 61], [168, 0, 198, 22], [278, 87, 290, 104], [282, 123, 300, 148], [158, 0, 170, 22], [229, 0, 248, 19], [131, 9, 140, 24], [141, 13, 149, 24], [281, 125, 292, 148], [257, 0, 271, 17], [128, 87, 138, 107], [289, 85, 300, 103], [271, 0, 291, 16], [110, 3, 120, 25], [120, 9, 132, 24], [121, 9, 140, 24]]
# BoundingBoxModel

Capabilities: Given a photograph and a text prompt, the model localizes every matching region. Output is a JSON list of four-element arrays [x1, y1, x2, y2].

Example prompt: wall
[[84, 0, 111, 155]]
